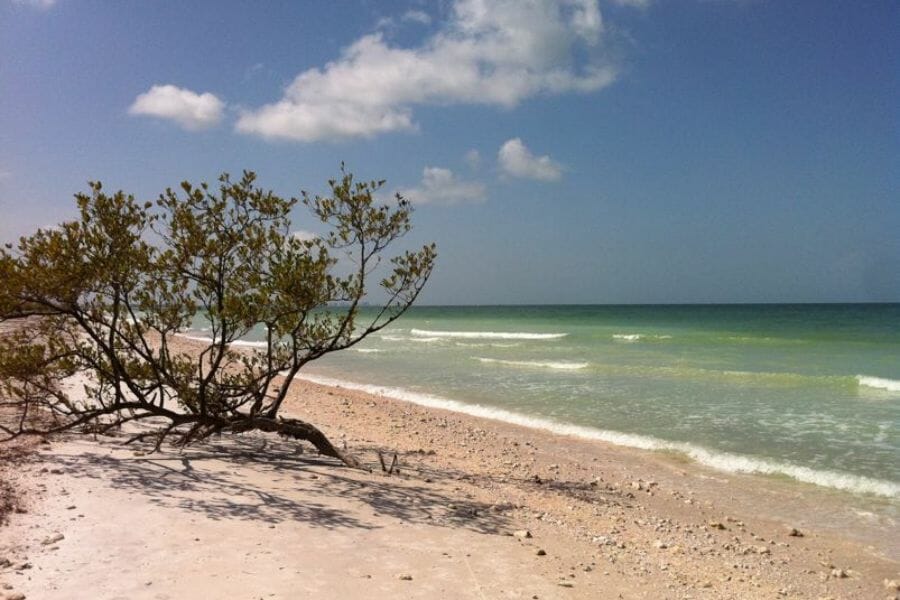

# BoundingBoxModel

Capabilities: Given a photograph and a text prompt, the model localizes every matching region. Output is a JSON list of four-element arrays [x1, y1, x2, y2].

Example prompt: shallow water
[[190, 304, 900, 499]]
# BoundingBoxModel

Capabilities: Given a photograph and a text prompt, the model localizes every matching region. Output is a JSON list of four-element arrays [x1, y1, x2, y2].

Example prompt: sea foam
[[475, 357, 589, 371], [176, 334, 219, 344], [411, 328, 567, 340], [230, 340, 269, 349], [857, 375, 900, 393], [456, 342, 522, 348], [175, 334, 269, 349], [298, 373, 900, 499], [612, 333, 673, 342], [380, 334, 442, 343]]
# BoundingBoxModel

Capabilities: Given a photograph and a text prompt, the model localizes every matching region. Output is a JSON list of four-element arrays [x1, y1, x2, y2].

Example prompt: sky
[[1, 0, 898, 304]]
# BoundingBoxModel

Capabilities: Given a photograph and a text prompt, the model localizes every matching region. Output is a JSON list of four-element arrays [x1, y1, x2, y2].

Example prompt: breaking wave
[[175, 334, 267, 349], [410, 329, 567, 340], [455, 342, 522, 348], [612, 333, 673, 342], [176, 334, 218, 344], [230, 340, 269, 349], [297, 373, 900, 499], [857, 375, 900, 393], [474, 357, 589, 371], [380, 335, 407, 342], [379, 334, 441, 343]]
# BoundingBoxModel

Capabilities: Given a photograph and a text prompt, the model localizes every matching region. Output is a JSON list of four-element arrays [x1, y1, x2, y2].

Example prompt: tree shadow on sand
[[44, 433, 512, 535]]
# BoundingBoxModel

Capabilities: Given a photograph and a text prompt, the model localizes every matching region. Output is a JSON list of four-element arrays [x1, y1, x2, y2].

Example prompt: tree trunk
[[236, 416, 365, 470]]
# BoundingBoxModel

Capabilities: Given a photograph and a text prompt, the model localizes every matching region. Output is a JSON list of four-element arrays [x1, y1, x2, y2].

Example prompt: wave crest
[[612, 333, 673, 342], [411, 328, 566, 340], [857, 375, 900, 393], [297, 373, 900, 499], [475, 357, 589, 371]]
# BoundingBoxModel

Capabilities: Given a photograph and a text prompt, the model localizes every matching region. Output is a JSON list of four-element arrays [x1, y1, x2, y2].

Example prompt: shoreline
[[172, 325, 900, 501], [288, 372, 899, 554], [297, 370, 900, 500], [1, 346, 898, 598]]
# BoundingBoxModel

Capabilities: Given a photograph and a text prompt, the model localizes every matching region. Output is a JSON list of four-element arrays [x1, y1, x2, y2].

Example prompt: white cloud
[[290, 229, 319, 242], [402, 9, 432, 25], [12, 0, 57, 9], [236, 96, 415, 141], [464, 149, 482, 170], [398, 167, 486, 205], [129, 84, 225, 131], [498, 138, 563, 181], [236, 0, 615, 142]]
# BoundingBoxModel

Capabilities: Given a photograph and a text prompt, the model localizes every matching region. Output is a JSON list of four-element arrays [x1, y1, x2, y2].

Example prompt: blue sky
[[1, 0, 897, 304]]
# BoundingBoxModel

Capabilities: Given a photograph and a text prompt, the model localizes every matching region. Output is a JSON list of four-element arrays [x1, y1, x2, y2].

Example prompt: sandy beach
[[4, 1, 898, 597], [1, 362, 898, 599]]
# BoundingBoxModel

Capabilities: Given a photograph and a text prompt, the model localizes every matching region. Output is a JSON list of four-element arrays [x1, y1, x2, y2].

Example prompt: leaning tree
[[0, 169, 435, 468]]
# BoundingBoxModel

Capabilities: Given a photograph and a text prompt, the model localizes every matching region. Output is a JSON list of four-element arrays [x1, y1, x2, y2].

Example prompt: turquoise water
[[196, 304, 900, 497]]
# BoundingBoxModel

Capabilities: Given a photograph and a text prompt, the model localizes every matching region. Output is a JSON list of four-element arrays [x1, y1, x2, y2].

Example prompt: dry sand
[[1, 373, 899, 599]]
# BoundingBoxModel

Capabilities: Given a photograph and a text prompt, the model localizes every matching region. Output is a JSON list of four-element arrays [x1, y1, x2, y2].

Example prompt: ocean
[[187, 303, 899, 500], [285, 304, 900, 500]]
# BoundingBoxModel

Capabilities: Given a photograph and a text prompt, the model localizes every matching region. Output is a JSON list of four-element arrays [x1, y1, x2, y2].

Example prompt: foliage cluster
[[0, 169, 435, 466]]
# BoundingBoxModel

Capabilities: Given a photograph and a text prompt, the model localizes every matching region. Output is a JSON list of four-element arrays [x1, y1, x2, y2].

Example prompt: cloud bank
[[236, 0, 615, 142], [399, 167, 486, 205], [129, 84, 225, 131], [498, 138, 563, 181]]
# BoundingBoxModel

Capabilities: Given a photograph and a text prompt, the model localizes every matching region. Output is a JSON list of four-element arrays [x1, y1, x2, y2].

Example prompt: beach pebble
[[886, 580, 900, 591], [6, 593, 26, 600], [536, 549, 547, 556], [513, 529, 532, 539], [654, 540, 667, 549], [830, 568, 847, 579], [708, 521, 726, 530], [397, 574, 413, 581], [786, 527, 803, 537]]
